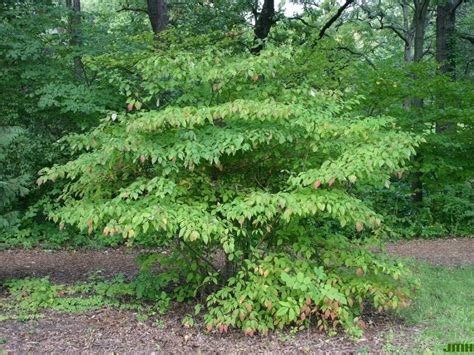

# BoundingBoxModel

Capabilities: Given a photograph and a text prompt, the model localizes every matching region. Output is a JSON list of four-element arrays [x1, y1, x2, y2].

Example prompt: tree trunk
[[252, 0, 275, 53], [146, 0, 169, 35], [413, 0, 430, 62], [436, 0, 461, 75], [402, 0, 415, 62], [435, 0, 461, 133], [66, 0, 83, 80], [411, 0, 430, 205]]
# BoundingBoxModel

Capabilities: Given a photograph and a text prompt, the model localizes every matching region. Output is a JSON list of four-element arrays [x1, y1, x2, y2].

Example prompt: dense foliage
[[1, 0, 472, 337]]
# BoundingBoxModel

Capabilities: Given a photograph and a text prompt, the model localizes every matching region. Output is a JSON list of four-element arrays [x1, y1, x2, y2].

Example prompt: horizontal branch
[[288, 16, 319, 28], [460, 33, 474, 45], [117, 6, 148, 14], [335, 45, 376, 68]]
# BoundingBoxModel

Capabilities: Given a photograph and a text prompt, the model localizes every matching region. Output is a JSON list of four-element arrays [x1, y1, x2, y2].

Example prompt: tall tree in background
[[435, 0, 462, 133], [118, 0, 168, 35], [252, 0, 275, 52], [436, 0, 463, 75], [359, 0, 431, 204], [66, 0, 83, 80], [411, 0, 430, 204], [147, 0, 168, 34]]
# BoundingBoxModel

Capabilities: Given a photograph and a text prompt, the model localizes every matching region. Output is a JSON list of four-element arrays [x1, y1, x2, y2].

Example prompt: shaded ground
[[0, 248, 140, 284], [0, 238, 472, 353], [386, 237, 474, 266]]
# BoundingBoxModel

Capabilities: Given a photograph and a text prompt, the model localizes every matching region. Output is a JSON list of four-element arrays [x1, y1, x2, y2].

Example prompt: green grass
[[397, 262, 474, 353]]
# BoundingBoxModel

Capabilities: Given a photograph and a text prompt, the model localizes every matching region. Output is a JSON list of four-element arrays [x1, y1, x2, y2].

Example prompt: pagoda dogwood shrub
[[39, 38, 421, 336]]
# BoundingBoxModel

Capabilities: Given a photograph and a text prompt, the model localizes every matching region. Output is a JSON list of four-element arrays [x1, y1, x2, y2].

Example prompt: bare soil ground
[[0, 238, 472, 353]]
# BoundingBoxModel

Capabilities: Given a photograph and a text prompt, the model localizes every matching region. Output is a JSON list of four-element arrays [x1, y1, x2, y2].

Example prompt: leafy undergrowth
[[0, 275, 164, 322], [394, 263, 474, 353]]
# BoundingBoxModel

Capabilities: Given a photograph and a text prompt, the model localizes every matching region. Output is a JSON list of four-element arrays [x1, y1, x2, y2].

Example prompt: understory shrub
[[38, 38, 422, 336]]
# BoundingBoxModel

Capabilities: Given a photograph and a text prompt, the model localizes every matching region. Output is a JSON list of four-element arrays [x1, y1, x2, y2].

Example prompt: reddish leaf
[[313, 180, 321, 189], [244, 328, 254, 337], [324, 309, 331, 319]]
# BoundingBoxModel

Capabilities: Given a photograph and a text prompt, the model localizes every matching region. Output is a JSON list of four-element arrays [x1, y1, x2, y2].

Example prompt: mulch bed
[[0, 238, 472, 353], [0, 308, 419, 353], [0, 248, 140, 284], [385, 237, 473, 266]]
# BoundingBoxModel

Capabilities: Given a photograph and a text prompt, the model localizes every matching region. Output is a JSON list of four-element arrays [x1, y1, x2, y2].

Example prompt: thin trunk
[[411, 158, 423, 204], [402, 0, 414, 61], [402, 0, 414, 112], [66, 0, 83, 80], [146, 0, 169, 35], [411, 0, 430, 205]]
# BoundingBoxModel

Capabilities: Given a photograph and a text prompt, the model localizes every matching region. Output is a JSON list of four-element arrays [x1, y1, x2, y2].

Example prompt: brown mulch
[[0, 248, 140, 284], [0, 308, 419, 354], [385, 237, 474, 266], [0, 238, 472, 353]]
